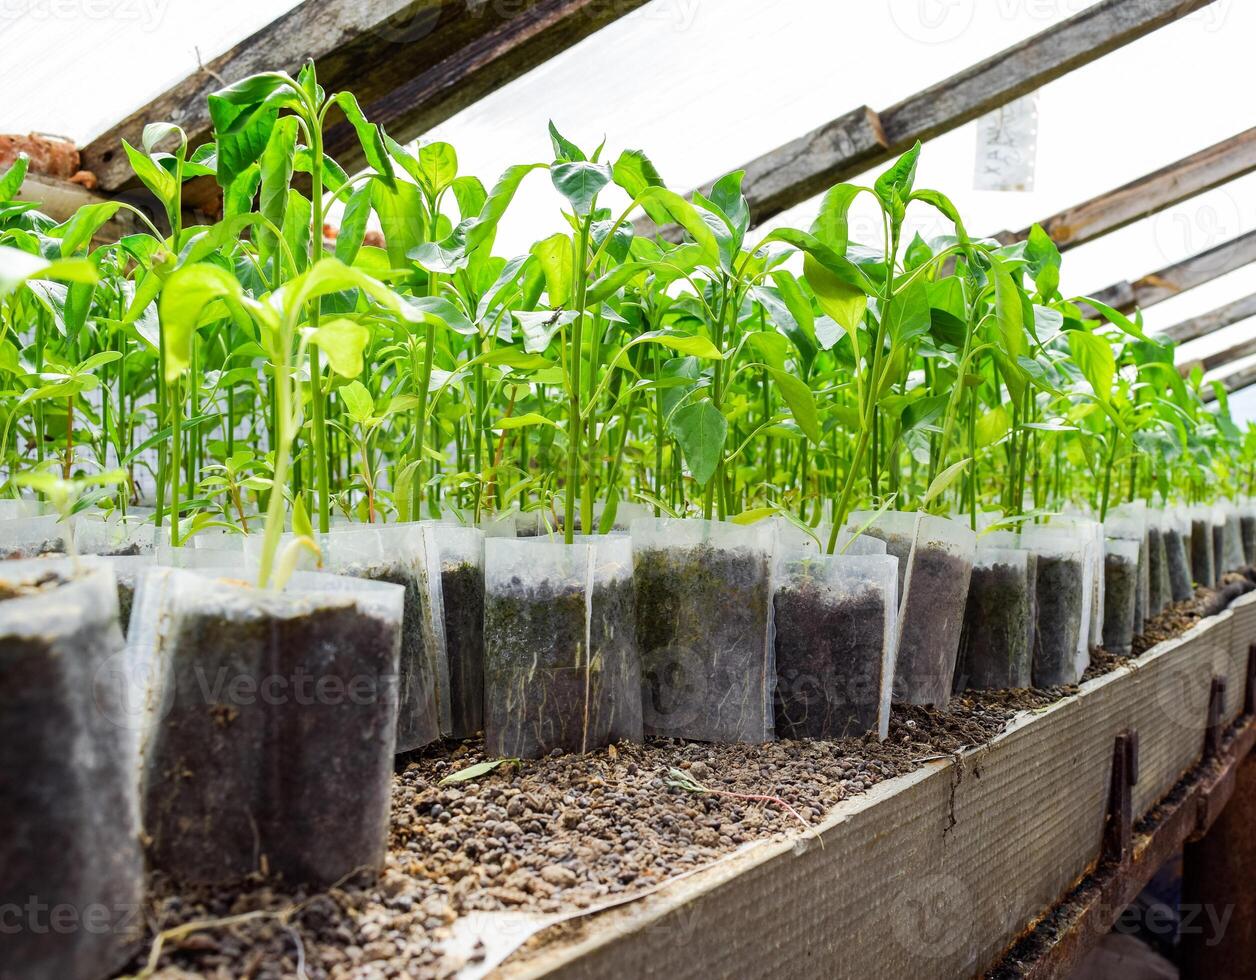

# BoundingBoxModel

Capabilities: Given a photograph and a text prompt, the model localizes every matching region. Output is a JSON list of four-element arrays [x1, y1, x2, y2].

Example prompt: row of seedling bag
[[5, 499, 1251, 976]]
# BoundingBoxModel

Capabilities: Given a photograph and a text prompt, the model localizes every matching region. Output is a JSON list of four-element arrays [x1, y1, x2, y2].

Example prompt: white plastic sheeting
[[5, 0, 1256, 416]]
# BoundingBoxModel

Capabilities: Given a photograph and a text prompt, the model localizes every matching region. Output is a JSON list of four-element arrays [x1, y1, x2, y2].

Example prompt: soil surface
[[115, 583, 1235, 980]]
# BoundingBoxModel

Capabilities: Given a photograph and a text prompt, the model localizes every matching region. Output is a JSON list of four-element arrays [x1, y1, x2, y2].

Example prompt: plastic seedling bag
[[592, 499, 652, 534], [1146, 510, 1166, 618], [0, 559, 142, 978], [0, 497, 46, 520], [1164, 509, 1195, 602], [1189, 506, 1216, 588], [1241, 501, 1256, 566], [484, 535, 641, 758], [1221, 502, 1245, 574], [1210, 506, 1227, 583], [1024, 526, 1089, 686], [247, 523, 443, 751], [133, 566, 403, 889], [421, 523, 486, 739], [632, 518, 775, 742], [75, 515, 156, 557], [956, 543, 1035, 691], [98, 554, 155, 638], [773, 517, 888, 557], [1049, 516, 1101, 656], [848, 511, 976, 706], [772, 548, 898, 741], [1107, 503, 1149, 636], [1102, 538, 1141, 657], [0, 513, 69, 559]]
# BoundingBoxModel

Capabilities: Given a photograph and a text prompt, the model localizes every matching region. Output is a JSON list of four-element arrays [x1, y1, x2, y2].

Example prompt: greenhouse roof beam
[[1182, 333, 1256, 377], [80, 0, 648, 199], [663, 0, 1218, 230], [1162, 292, 1256, 345], [1085, 229, 1256, 315], [996, 127, 1256, 251], [1203, 360, 1256, 401]]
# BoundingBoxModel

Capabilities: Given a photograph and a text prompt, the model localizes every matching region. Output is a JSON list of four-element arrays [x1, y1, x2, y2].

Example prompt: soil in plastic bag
[[441, 560, 485, 738], [338, 557, 439, 753], [142, 586, 401, 889], [1102, 550, 1138, 657], [1, 566, 142, 979], [895, 544, 971, 705], [1191, 518, 1216, 588], [772, 572, 886, 739], [956, 558, 1034, 690], [1212, 522, 1225, 583], [636, 541, 774, 743], [484, 572, 640, 758], [1242, 515, 1256, 566], [1147, 526, 1165, 615], [1032, 554, 1085, 686], [1165, 527, 1194, 602]]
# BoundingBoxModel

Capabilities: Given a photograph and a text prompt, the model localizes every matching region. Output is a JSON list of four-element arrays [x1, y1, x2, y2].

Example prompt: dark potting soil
[[142, 590, 400, 890], [1164, 527, 1194, 602], [956, 560, 1033, 691], [1190, 519, 1215, 587], [893, 545, 972, 706], [635, 543, 773, 743], [1101, 552, 1138, 656], [772, 578, 885, 739], [1242, 515, 1256, 566], [341, 560, 440, 753], [2, 578, 142, 980], [1147, 527, 1165, 613], [440, 562, 485, 739], [484, 575, 640, 759], [1032, 554, 1084, 687], [0, 568, 62, 600], [0, 538, 64, 560]]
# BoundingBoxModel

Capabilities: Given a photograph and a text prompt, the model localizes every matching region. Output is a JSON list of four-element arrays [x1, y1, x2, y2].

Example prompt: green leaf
[[975, 405, 1010, 448], [1026, 224, 1061, 300], [669, 400, 726, 486], [991, 257, 1028, 359], [924, 458, 970, 508], [0, 246, 97, 297], [335, 182, 372, 264], [530, 233, 573, 307], [258, 116, 297, 270], [309, 318, 370, 377], [292, 493, 314, 538], [636, 186, 721, 266], [1068, 330, 1115, 402], [158, 264, 243, 381], [413, 141, 458, 198], [811, 183, 861, 253], [1078, 295, 1152, 343], [551, 161, 612, 216], [333, 92, 395, 187], [882, 280, 930, 343], [494, 412, 560, 430], [612, 149, 666, 223], [874, 142, 921, 224], [766, 367, 821, 444], [207, 95, 278, 191], [339, 379, 375, 424], [0, 153, 29, 202], [122, 139, 177, 205], [548, 121, 585, 163], [439, 759, 510, 786], [805, 254, 866, 333]]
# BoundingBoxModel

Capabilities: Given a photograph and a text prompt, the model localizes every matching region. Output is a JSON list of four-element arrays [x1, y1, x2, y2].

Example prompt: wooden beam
[[657, 0, 1216, 230], [1163, 292, 1256, 345], [1203, 361, 1256, 402], [998, 128, 1256, 251], [1086, 229, 1256, 315], [1188, 333, 1256, 375], [81, 0, 648, 202], [15, 174, 157, 240]]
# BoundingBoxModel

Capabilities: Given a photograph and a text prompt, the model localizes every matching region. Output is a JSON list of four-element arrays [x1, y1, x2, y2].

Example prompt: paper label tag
[[974, 92, 1039, 192]]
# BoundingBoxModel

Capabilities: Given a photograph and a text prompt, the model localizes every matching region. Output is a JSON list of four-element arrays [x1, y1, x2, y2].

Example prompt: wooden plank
[[997, 128, 1256, 251], [80, 0, 648, 199], [1163, 291, 1256, 344], [1085, 229, 1256, 316], [15, 173, 156, 240], [657, 0, 1217, 230], [499, 611, 1240, 980], [1204, 361, 1256, 402], [1180, 332, 1256, 378]]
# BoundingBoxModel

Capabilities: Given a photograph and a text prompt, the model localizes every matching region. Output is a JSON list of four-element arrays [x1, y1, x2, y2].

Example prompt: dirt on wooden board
[[114, 581, 1242, 980]]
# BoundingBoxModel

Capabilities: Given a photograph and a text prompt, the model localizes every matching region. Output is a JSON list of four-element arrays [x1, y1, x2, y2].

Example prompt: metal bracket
[[1103, 729, 1139, 865], [1205, 676, 1228, 760]]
